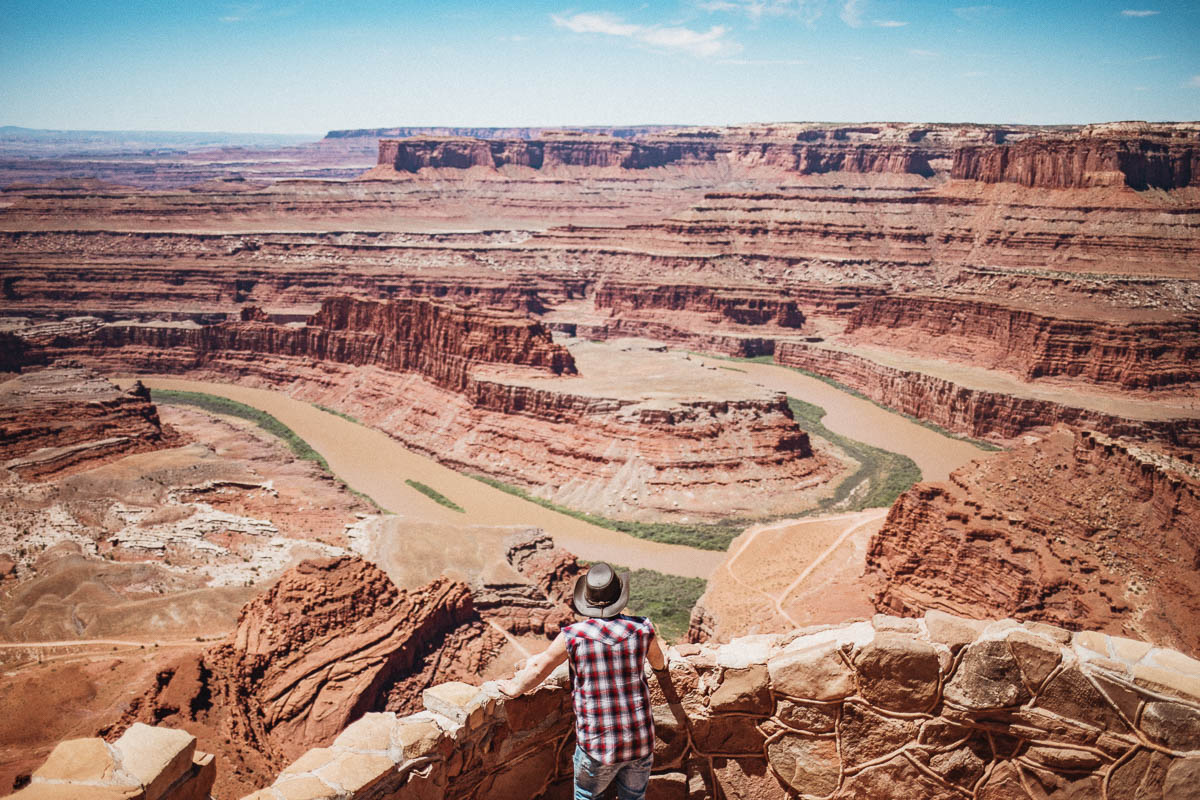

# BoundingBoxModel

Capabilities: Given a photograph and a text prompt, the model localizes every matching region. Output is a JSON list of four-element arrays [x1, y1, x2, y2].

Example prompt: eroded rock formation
[[0, 366, 168, 479], [774, 341, 1200, 448], [372, 123, 1033, 179], [867, 428, 1200, 656], [951, 127, 1200, 189], [20, 297, 835, 522], [116, 556, 483, 794], [843, 296, 1200, 391]]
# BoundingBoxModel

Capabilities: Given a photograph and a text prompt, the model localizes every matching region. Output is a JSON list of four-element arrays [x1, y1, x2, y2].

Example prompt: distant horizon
[[4, 1, 1198, 133], [3, 118, 1199, 141]]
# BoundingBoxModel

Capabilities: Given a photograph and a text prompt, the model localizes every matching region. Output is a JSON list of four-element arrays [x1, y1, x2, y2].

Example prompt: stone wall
[[5, 723, 215, 800], [235, 612, 1200, 800]]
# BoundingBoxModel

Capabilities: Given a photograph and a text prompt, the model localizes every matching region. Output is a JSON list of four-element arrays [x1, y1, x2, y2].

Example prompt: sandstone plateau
[[95, 533, 584, 798], [0, 366, 169, 479]]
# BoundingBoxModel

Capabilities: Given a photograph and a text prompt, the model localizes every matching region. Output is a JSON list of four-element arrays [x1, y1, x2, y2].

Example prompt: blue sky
[[2, 1, 1197, 134]]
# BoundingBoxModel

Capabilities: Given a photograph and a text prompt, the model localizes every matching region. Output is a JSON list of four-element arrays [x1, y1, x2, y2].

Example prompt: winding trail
[[722, 509, 889, 628]]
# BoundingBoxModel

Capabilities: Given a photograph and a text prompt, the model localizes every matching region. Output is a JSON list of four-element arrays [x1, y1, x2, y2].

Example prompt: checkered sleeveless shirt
[[563, 615, 655, 764]]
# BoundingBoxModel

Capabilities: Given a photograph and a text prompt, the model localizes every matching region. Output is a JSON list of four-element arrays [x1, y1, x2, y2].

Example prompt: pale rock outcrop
[[5, 724, 214, 800]]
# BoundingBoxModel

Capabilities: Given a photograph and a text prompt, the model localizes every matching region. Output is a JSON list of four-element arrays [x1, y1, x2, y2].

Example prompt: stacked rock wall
[[228, 613, 1200, 800], [5, 723, 215, 800]]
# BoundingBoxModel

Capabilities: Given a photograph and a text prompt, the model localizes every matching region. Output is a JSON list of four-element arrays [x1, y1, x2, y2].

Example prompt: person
[[497, 562, 667, 800]]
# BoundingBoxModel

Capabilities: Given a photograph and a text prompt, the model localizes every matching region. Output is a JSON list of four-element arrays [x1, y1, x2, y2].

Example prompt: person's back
[[562, 614, 656, 766], [497, 563, 666, 800]]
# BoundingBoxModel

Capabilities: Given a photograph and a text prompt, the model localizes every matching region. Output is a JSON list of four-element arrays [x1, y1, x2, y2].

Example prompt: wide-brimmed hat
[[572, 562, 630, 619]]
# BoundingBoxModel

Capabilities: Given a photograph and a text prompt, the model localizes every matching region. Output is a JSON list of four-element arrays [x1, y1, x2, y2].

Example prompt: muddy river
[[124, 366, 989, 579]]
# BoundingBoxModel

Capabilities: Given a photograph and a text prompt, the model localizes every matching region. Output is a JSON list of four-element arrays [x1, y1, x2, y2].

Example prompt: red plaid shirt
[[563, 615, 656, 764]]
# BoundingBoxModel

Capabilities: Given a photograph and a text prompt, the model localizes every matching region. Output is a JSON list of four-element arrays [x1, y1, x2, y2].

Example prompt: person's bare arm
[[496, 633, 569, 697], [647, 630, 666, 671]]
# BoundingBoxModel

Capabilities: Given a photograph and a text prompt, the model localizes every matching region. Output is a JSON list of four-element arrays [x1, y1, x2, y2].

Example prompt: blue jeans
[[573, 745, 653, 800]]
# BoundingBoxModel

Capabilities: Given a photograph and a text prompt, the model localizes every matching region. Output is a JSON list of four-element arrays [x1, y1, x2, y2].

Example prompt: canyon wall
[[53, 295, 576, 398], [376, 123, 1200, 191], [220, 613, 1200, 799], [773, 341, 1200, 448], [0, 366, 168, 479], [19, 298, 832, 522], [377, 131, 943, 177], [844, 296, 1200, 390], [867, 428, 1200, 658], [594, 281, 805, 327], [952, 135, 1199, 189]]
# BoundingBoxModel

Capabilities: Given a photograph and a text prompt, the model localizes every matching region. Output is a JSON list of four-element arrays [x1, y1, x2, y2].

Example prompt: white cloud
[[908, 48, 938, 57], [1121, 9, 1160, 16], [873, 19, 907, 27], [840, 0, 865, 27], [697, 0, 823, 23], [554, 12, 640, 37], [552, 12, 739, 57], [218, 3, 297, 23]]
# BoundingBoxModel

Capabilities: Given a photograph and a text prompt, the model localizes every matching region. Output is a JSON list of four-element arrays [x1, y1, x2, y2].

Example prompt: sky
[[2, 0, 1198, 134]]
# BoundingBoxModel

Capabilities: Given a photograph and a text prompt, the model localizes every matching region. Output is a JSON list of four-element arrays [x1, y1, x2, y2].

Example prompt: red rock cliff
[[773, 340, 1200, 448], [593, 280, 805, 327], [867, 428, 1200, 656], [72, 296, 575, 394], [952, 135, 1200, 189], [0, 366, 167, 478], [377, 124, 971, 177], [844, 296, 1200, 390], [120, 557, 480, 795], [308, 295, 577, 387]]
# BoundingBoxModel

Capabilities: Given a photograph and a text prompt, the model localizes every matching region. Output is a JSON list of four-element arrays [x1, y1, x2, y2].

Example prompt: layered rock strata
[[843, 296, 1200, 390], [235, 613, 1200, 800], [0, 366, 168, 479], [118, 556, 485, 794], [375, 123, 1200, 190], [23, 297, 833, 521], [868, 428, 1200, 656], [952, 130, 1200, 189], [373, 123, 1053, 179], [774, 341, 1200, 448]]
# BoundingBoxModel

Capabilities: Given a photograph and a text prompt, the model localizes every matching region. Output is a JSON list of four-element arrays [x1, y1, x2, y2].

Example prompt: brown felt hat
[[572, 562, 630, 619]]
